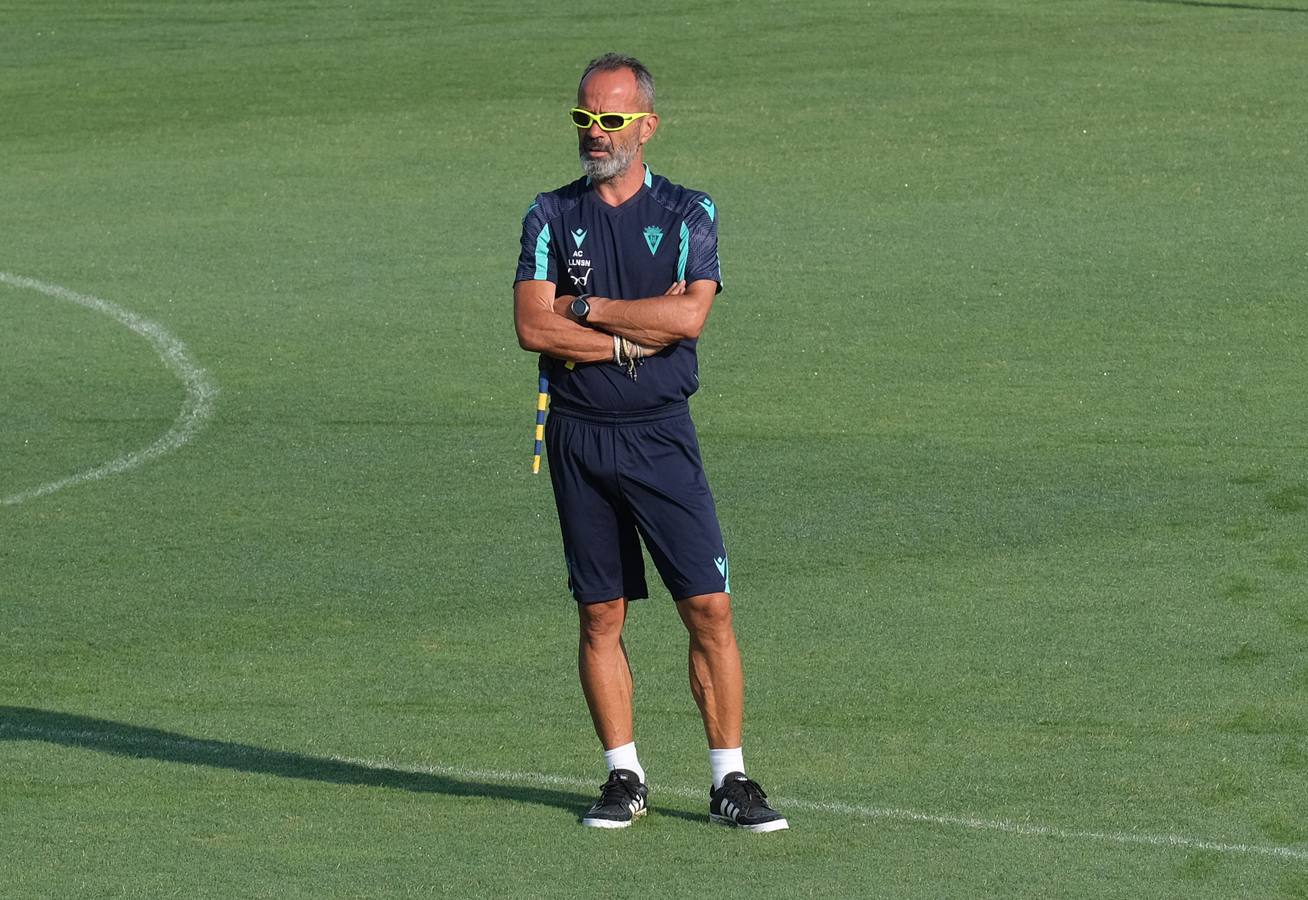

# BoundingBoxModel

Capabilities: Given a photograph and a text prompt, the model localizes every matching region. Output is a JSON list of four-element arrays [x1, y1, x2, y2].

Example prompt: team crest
[[643, 226, 664, 255]]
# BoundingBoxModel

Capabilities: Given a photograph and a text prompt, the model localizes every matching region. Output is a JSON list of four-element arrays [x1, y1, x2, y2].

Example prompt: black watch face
[[570, 297, 589, 319]]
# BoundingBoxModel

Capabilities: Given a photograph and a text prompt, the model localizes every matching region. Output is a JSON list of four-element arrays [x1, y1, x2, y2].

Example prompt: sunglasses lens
[[570, 110, 593, 128], [598, 114, 627, 131]]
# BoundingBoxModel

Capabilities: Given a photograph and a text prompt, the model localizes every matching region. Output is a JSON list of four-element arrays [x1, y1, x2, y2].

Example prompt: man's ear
[[639, 113, 659, 146]]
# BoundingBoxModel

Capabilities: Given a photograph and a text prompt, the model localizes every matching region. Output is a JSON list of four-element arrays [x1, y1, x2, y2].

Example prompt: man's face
[[576, 67, 656, 182]]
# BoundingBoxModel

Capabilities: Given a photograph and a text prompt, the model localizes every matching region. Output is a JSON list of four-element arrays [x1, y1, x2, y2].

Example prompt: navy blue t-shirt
[[515, 165, 722, 414]]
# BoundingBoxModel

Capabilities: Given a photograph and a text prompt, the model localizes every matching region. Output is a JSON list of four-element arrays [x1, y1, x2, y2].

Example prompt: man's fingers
[[665, 280, 686, 295]]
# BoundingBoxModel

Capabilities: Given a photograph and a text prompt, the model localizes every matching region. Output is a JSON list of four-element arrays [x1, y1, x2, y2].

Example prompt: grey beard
[[580, 139, 640, 182]]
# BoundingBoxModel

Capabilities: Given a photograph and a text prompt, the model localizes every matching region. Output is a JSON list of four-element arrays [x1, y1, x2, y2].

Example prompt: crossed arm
[[514, 278, 719, 364]]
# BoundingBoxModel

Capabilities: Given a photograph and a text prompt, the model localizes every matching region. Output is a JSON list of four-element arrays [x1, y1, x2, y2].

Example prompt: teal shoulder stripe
[[534, 223, 552, 280], [677, 221, 690, 281], [643, 164, 652, 188]]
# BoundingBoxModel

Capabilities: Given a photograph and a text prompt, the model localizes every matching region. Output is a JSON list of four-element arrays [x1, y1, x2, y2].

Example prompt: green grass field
[[3, 1, 1306, 896]]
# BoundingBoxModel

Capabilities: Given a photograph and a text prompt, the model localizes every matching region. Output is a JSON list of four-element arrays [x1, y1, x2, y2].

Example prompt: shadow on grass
[[0, 706, 701, 824], [1133, 0, 1308, 12]]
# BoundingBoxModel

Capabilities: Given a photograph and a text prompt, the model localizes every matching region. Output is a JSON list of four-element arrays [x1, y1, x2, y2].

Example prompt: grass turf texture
[[2, 0, 1306, 896]]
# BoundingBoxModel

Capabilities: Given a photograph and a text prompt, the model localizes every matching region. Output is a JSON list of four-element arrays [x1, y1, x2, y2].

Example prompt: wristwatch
[[569, 295, 591, 321]]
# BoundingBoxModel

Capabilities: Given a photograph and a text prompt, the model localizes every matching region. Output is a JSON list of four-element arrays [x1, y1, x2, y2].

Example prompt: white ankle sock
[[604, 742, 645, 784], [709, 747, 745, 789]]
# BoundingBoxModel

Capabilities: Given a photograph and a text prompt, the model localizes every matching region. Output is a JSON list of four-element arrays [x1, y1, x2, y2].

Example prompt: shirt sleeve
[[683, 194, 722, 291], [514, 196, 557, 284]]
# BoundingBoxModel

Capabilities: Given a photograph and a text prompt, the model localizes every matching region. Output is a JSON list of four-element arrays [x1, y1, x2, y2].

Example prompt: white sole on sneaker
[[582, 807, 646, 828], [710, 813, 789, 833]]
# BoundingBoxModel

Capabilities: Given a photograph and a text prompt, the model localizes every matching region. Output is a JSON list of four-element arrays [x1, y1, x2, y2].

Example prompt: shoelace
[[722, 777, 768, 807], [597, 773, 640, 807]]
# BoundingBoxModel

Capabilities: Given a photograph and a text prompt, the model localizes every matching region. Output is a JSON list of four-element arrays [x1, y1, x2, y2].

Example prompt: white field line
[[2, 721, 1302, 862], [0, 272, 217, 506], [332, 755, 1308, 863]]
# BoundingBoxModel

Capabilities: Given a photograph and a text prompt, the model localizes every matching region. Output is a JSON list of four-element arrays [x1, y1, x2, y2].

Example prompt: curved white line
[[0, 272, 218, 506]]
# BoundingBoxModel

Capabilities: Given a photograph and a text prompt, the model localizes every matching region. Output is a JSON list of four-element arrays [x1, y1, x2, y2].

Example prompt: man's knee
[[678, 592, 734, 642], [578, 597, 627, 647]]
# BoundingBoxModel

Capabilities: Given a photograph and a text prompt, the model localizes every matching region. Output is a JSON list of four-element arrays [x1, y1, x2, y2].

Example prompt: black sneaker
[[709, 772, 789, 832], [581, 768, 648, 829]]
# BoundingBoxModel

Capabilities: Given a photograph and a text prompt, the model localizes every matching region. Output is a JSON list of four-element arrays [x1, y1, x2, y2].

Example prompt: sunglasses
[[570, 108, 651, 132]]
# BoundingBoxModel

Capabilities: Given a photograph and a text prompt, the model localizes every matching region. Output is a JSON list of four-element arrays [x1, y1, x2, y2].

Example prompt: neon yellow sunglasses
[[570, 107, 651, 132]]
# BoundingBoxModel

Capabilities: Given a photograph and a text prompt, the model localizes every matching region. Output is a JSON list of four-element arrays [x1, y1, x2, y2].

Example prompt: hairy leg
[[676, 592, 744, 748], [577, 597, 635, 749]]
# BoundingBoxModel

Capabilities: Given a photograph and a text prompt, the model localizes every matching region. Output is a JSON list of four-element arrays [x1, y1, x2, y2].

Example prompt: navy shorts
[[545, 404, 730, 604]]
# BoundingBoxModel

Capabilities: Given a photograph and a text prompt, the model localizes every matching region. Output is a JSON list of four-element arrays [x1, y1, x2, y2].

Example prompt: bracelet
[[617, 337, 640, 380]]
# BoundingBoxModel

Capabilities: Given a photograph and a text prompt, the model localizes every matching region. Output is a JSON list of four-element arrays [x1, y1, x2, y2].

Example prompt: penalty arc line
[[0, 272, 218, 507], [0, 721, 1303, 862]]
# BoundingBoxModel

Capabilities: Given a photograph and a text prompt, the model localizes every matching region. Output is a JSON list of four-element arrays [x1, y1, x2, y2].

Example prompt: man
[[513, 53, 787, 833]]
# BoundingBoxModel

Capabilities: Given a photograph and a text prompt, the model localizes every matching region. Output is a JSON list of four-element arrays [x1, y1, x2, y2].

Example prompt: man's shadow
[[0, 706, 701, 824]]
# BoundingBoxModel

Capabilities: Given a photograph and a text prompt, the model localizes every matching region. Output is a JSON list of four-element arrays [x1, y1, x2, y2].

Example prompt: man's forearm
[[584, 280, 715, 346], [518, 313, 615, 364], [533, 294, 666, 360], [515, 280, 677, 364], [515, 281, 615, 364]]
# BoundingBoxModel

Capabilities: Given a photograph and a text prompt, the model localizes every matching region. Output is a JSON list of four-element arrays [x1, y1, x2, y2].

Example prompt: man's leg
[[578, 597, 635, 750], [675, 592, 743, 748], [678, 591, 788, 831], [577, 597, 650, 828]]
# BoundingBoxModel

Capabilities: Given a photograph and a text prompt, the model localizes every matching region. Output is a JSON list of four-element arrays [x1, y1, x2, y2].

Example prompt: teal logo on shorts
[[643, 225, 664, 255], [714, 555, 730, 593]]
